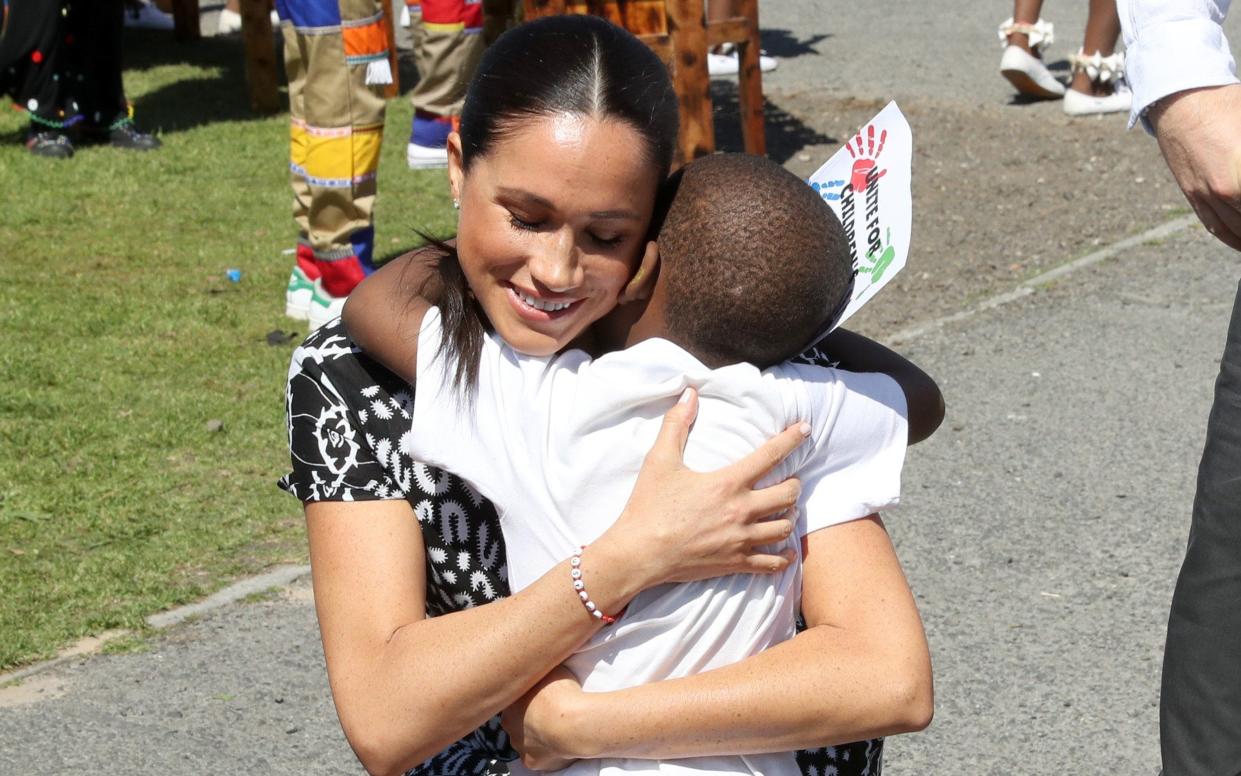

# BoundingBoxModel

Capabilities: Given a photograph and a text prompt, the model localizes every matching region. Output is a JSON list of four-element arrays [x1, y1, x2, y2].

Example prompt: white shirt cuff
[[1126, 17, 1240, 130]]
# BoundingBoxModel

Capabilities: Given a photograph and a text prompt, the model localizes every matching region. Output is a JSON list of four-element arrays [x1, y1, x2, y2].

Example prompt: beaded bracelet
[[571, 546, 622, 626]]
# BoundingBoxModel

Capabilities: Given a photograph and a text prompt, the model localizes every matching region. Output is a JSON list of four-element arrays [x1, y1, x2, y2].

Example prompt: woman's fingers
[[746, 512, 796, 546], [746, 476, 803, 522], [648, 388, 699, 466], [741, 548, 797, 574], [728, 421, 811, 486]]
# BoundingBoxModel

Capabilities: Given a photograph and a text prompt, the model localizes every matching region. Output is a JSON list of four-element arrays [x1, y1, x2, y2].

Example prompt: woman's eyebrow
[[590, 209, 642, 221], [495, 187, 640, 220], [496, 187, 553, 209]]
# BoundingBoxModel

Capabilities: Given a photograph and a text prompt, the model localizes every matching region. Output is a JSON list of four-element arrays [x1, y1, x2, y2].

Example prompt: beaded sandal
[[998, 17, 1065, 99], [1063, 50, 1131, 116]]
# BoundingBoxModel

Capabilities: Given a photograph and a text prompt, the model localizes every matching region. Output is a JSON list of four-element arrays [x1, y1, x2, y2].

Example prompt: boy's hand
[[807, 328, 945, 444]]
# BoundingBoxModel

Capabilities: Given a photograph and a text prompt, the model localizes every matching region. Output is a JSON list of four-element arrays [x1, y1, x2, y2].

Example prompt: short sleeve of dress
[[279, 320, 418, 502]]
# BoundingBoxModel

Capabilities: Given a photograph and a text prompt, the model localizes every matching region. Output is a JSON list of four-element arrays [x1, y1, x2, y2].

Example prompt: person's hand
[[1148, 84, 1241, 251], [501, 666, 585, 772], [598, 388, 807, 589]]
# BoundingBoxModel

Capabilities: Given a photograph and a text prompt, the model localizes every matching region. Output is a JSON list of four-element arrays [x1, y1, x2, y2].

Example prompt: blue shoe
[[407, 112, 453, 169]]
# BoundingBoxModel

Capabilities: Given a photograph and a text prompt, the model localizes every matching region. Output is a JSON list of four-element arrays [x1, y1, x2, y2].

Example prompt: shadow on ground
[[711, 81, 835, 163], [759, 28, 830, 59], [121, 27, 421, 134]]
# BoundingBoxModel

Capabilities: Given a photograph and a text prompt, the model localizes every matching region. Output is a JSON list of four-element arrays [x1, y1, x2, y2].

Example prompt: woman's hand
[[593, 388, 809, 591], [501, 666, 585, 772]]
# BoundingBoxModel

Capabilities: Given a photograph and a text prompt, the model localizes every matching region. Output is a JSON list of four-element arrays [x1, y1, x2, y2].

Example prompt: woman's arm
[[812, 328, 945, 445], [309, 394, 811, 776], [502, 515, 933, 766]]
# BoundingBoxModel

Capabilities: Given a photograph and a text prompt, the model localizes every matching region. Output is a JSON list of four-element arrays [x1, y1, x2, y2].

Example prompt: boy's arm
[[340, 245, 449, 385], [806, 328, 945, 445]]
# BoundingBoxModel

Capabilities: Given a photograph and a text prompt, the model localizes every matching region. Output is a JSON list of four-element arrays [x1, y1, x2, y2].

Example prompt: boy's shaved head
[[657, 153, 852, 369]]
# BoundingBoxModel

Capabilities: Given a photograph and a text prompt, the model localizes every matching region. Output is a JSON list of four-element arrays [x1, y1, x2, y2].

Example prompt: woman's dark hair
[[435, 14, 680, 393]]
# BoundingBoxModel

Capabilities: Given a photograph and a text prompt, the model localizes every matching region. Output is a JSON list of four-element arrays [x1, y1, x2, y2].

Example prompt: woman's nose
[[528, 231, 582, 292]]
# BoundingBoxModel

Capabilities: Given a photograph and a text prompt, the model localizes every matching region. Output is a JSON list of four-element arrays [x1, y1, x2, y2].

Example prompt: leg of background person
[[480, 0, 517, 45], [281, 4, 322, 321], [71, 0, 161, 148], [0, 0, 78, 156], [1160, 283, 1241, 775], [1005, 0, 1044, 52], [999, 0, 1063, 100], [293, 0, 386, 325], [1069, 0, 1121, 96], [406, 0, 483, 169], [72, 0, 126, 128]]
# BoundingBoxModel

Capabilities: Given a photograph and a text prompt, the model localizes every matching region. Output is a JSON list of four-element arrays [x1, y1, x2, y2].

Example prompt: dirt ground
[[712, 87, 1188, 339]]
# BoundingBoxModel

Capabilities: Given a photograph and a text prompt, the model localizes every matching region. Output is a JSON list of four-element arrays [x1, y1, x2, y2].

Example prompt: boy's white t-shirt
[[410, 308, 908, 776]]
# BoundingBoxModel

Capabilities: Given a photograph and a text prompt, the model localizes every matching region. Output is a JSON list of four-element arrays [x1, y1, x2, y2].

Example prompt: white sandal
[[998, 18, 1065, 99], [1062, 50, 1132, 116]]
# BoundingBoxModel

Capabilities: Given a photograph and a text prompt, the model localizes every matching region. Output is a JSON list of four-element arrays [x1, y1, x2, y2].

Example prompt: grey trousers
[[1160, 281, 1241, 775]]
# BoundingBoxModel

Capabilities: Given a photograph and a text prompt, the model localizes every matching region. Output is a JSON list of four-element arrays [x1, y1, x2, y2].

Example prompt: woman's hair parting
[[436, 14, 681, 393], [657, 153, 853, 369]]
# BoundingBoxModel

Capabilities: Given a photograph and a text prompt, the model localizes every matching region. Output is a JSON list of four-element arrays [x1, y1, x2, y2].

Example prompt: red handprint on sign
[[846, 124, 888, 193]]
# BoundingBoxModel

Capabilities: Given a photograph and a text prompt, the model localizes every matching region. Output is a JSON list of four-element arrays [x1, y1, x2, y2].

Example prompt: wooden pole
[[666, 0, 714, 164], [170, 0, 201, 41], [240, 0, 281, 113], [732, 0, 766, 156]]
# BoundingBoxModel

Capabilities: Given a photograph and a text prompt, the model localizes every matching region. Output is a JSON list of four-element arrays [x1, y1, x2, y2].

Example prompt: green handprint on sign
[[860, 227, 895, 282]]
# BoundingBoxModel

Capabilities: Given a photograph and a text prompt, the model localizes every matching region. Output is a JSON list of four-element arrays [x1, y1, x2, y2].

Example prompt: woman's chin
[[493, 320, 574, 357]]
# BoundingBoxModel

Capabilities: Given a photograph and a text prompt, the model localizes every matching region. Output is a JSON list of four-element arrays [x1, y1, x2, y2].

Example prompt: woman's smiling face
[[448, 112, 663, 356]]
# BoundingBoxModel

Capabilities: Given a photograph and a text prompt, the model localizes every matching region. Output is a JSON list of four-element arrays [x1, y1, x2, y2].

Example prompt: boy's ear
[[619, 241, 660, 304]]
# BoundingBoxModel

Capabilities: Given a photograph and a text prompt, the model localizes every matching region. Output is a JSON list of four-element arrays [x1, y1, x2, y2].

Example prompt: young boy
[[350, 153, 918, 775]]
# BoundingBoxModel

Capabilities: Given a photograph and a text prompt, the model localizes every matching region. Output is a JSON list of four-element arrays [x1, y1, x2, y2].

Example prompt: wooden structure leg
[[521, 0, 766, 163], [240, 0, 281, 113], [170, 0, 201, 41], [665, 0, 713, 162], [730, 0, 765, 156]]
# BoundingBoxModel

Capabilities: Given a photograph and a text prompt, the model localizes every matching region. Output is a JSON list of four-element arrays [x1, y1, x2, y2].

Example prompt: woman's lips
[[505, 285, 581, 322]]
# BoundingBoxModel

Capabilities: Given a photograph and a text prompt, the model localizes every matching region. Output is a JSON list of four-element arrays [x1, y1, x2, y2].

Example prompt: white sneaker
[[1062, 85, 1132, 116], [217, 7, 280, 35], [124, 1, 175, 30], [707, 45, 778, 77], [308, 279, 347, 331], [1000, 45, 1065, 99], [407, 142, 449, 170], [286, 264, 315, 321]]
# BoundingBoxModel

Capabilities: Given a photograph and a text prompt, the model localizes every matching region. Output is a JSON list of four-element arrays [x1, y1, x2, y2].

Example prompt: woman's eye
[[591, 233, 623, 248], [508, 213, 542, 231]]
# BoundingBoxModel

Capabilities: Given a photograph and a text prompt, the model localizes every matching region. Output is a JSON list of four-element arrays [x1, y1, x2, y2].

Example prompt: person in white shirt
[[397, 153, 926, 775], [1118, 1, 1241, 772]]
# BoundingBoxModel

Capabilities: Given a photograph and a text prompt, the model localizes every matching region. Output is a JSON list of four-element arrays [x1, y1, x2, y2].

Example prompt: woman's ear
[[447, 131, 465, 205], [619, 240, 660, 304]]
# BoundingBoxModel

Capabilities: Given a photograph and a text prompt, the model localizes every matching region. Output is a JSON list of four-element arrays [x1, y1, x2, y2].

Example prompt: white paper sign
[[806, 101, 913, 328]]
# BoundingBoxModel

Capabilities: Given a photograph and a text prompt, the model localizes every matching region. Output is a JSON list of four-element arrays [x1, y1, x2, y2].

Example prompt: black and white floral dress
[[280, 319, 884, 776]]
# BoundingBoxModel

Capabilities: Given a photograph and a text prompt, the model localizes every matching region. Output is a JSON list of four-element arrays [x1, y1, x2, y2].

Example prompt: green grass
[[0, 30, 454, 669]]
